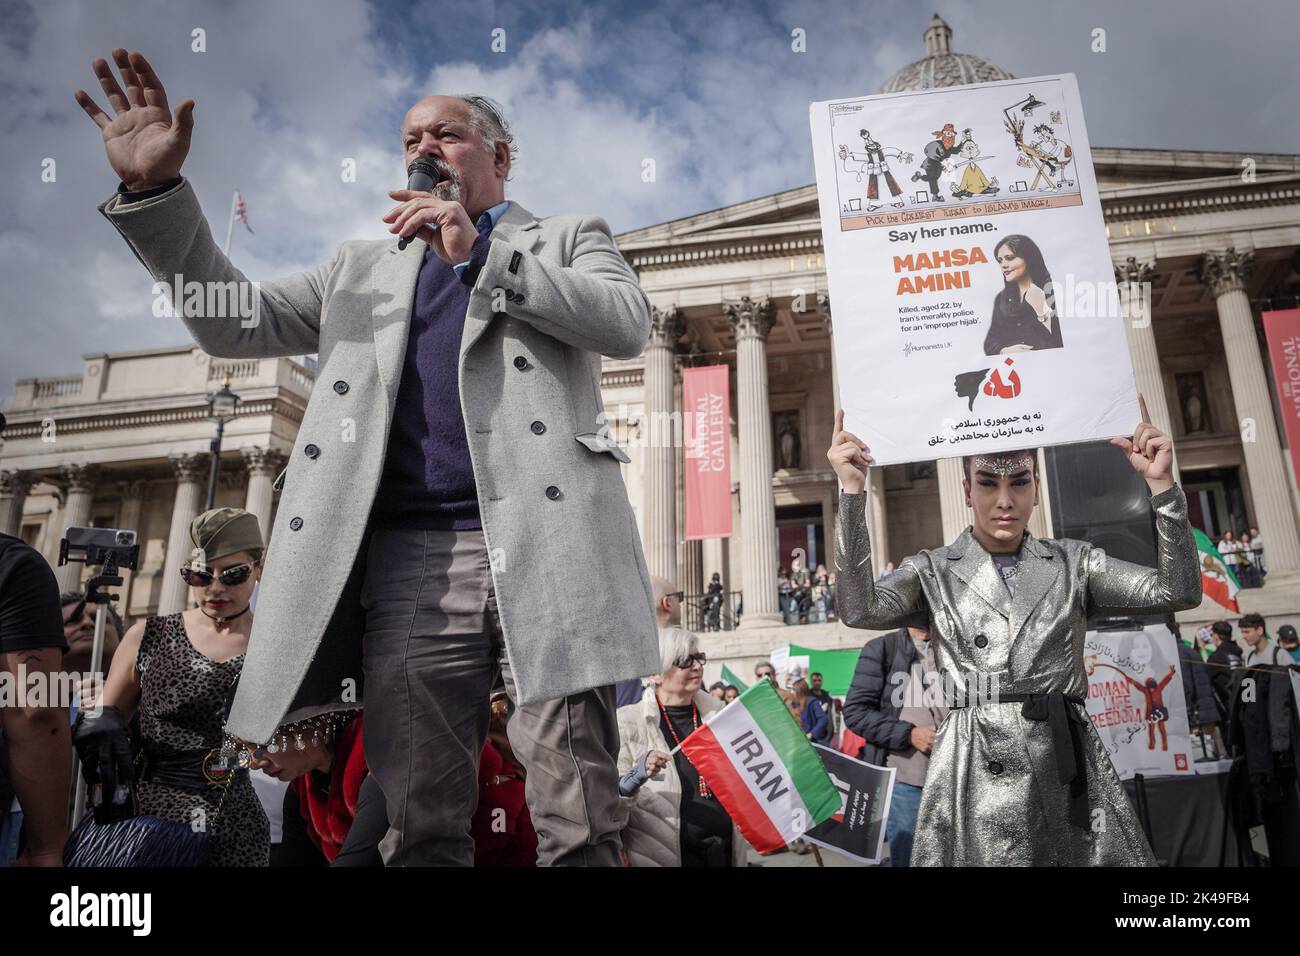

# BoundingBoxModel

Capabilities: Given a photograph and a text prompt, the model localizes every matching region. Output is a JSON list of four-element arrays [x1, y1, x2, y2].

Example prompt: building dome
[[880, 15, 1015, 93]]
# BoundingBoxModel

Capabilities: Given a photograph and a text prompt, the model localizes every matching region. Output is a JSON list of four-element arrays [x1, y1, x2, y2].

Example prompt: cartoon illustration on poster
[[1083, 625, 1193, 780], [809, 74, 1139, 465]]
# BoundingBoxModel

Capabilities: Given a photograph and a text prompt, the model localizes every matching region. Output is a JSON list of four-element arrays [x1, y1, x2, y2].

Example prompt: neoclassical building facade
[[2, 17, 1298, 666], [1, 347, 306, 620]]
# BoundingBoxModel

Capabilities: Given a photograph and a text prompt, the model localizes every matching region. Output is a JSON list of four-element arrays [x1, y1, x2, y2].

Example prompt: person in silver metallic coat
[[828, 398, 1201, 865]]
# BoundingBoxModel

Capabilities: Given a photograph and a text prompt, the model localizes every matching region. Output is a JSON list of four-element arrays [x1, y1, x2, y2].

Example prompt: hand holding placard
[[827, 409, 874, 494]]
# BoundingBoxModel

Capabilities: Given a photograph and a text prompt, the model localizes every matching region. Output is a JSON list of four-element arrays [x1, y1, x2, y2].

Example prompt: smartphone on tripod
[[59, 526, 139, 824]]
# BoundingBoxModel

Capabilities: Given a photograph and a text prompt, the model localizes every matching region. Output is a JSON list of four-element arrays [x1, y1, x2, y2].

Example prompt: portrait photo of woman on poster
[[983, 234, 1064, 356]]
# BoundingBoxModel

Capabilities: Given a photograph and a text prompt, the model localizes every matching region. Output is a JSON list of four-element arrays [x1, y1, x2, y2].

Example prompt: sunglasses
[[180, 562, 258, 588], [674, 652, 707, 668]]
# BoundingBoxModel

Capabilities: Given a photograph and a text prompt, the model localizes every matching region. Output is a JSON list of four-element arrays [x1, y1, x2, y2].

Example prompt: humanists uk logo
[[49, 886, 151, 936]]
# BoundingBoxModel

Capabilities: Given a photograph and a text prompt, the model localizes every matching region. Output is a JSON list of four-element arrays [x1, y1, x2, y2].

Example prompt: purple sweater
[[371, 237, 491, 530]]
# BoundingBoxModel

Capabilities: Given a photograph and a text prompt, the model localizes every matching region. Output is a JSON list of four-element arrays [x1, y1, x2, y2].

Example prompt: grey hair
[[658, 626, 699, 674], [455, 94, 517, 178]]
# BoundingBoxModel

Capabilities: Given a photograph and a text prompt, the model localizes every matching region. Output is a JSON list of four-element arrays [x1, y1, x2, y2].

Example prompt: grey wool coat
[[99, 180, 660, 743]]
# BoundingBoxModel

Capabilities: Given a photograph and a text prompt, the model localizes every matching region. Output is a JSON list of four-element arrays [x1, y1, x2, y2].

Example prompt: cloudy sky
[[1, 0, 1296, 394]]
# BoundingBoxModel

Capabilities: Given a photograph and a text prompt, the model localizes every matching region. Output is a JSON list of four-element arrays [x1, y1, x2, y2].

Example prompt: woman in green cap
[[75, 507, 271, 866]]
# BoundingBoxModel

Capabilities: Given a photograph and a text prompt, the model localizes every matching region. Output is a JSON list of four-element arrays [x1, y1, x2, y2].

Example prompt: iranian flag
[[1193, 527, 1240, 613], [679, 679, 840, 853]]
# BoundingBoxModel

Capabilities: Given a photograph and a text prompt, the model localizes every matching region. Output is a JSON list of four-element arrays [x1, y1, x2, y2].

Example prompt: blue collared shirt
[[453, 199, 511, 280]]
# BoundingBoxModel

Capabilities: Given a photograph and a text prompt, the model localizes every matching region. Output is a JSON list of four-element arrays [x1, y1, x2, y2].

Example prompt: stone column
[[822, 293, 891, 577], [55, 464, 99, 592], [1116, 257, 1179, 482], [242, 447, 287, 547], [1200, 248, 1300, 572], [116, 479, 148, 537], [819, 294, 841, 415], [115, 479, 148, 615], [869, 475, 891, 572], [726, 296, 780, 625], [937, 457, 968, 545], [0, 470, 35, 537], [681, 539, 704, 609], [158, 453, 209, 615], [643, 306, 685, 582]]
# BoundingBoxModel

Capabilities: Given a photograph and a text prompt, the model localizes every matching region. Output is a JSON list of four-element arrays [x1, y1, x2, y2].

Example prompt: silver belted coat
[[836, 486, 1201, 866]]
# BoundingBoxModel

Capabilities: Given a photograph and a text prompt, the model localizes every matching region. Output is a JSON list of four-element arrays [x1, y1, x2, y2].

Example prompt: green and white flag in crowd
[[720, 665, 748, 692], [1192, 527, 1239, 613]]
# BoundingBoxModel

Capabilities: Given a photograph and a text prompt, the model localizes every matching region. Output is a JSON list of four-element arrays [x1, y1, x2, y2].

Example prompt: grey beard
[[432, 178, 462, 203]]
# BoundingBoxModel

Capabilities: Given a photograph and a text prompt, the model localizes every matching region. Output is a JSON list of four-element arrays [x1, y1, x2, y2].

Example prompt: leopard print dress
[[135, 613, 269, 867]]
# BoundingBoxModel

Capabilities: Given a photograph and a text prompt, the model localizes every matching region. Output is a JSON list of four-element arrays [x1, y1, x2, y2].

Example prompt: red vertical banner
[[1263, 309, 1300, 487], [683, 365, 732, 539]]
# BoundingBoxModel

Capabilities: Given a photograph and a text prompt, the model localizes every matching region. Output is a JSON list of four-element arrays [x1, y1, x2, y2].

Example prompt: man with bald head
[[651, 576, 684, 629], [79, 50, 659, 865]]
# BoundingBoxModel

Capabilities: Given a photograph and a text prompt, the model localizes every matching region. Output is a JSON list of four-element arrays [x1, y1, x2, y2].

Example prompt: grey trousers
[[360, 527, 626, 866]]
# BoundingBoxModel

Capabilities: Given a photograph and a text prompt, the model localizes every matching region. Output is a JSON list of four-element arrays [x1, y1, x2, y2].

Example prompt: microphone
[[397, 156, 444, 251]]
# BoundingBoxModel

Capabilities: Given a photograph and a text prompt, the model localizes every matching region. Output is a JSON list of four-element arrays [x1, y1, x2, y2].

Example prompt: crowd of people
[[778, 558, 836, 625], [1217, 529, 1267, 589], [3, 497, 1298, 868], [687, 557, 838, 632]]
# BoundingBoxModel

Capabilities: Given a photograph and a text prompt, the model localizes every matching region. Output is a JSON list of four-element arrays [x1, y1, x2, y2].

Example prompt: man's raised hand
[[75, 49, 194, 191]]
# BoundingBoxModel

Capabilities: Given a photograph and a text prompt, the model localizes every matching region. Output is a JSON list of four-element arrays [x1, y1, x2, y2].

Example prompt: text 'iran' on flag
[[678, 679, 840, 853], [1192, 527, 1240, 613]]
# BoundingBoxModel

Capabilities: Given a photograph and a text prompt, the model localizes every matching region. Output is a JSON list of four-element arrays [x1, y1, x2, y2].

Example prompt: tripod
[[67, 554, 127, 826]]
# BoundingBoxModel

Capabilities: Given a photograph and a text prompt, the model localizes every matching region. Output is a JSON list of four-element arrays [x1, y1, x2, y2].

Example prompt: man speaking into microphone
[[77, 49, 659, 865]]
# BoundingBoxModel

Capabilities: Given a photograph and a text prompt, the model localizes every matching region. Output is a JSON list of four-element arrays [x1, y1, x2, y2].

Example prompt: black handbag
[[64, 807, 212, 867]]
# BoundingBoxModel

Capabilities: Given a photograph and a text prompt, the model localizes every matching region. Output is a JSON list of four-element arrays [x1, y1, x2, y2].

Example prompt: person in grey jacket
[[76, 49, 658, 866]]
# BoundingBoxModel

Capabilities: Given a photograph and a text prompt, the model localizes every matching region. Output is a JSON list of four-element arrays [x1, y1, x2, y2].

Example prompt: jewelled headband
[[213, 709, 356, 772], [972, 453, 1035, 477]]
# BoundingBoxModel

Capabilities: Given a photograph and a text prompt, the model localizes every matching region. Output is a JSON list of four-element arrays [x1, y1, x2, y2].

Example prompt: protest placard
[[810, 73, 1139, 464], [803, 745, 895, 865], [1084, 625, 1194, 780]]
